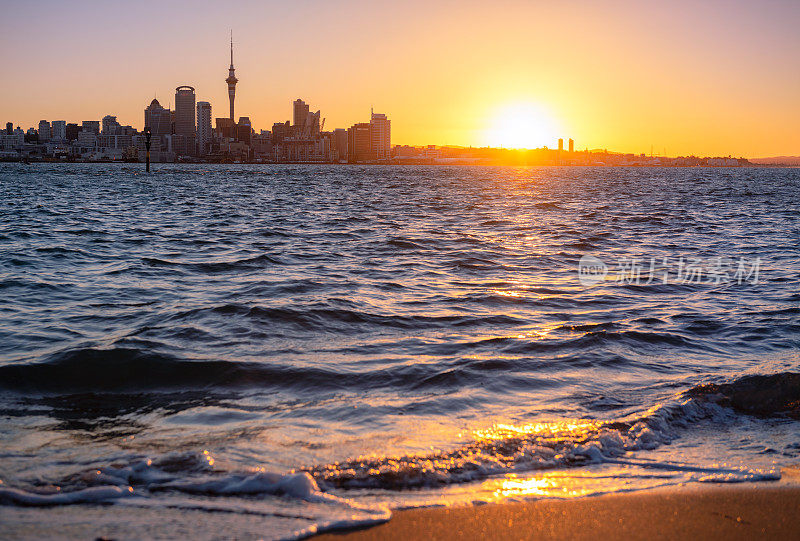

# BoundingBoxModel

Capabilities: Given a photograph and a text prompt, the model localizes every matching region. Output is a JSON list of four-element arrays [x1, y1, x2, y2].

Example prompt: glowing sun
[[485, 103, 561, 150]]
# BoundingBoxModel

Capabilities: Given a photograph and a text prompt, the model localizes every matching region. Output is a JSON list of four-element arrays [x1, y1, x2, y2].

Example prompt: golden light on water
[[473, 419, 601, 441], [493, 472, 600, 499]]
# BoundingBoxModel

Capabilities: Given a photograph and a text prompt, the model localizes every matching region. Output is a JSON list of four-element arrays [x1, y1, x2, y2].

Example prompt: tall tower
[[174, 86, 196, 156], [226, 33, 238, 121]]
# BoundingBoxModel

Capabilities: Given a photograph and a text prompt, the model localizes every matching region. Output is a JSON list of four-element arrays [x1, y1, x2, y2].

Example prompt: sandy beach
[[318, 472, 800, 541]]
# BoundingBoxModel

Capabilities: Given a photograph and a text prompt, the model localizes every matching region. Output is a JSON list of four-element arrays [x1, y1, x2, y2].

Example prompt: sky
[[1, 0, 798, 157]]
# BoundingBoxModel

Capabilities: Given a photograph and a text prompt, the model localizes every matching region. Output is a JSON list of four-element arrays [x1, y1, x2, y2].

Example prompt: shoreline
[[2, 159, 797, 168], [316, 468, 800, 541]]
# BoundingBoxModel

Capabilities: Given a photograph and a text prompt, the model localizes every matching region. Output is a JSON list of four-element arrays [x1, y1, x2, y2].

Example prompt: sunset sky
[[1, 0, 798, 157]]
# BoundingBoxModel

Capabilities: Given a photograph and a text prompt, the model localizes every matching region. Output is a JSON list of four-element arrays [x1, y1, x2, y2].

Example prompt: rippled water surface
[[1, 164, 799, 538]]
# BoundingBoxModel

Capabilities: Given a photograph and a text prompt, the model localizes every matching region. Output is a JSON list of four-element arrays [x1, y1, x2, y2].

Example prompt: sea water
[[0, 164, 798, 538]]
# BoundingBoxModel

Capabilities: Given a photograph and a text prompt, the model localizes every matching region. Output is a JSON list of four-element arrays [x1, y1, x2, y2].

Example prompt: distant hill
[[750, 156, 800, 166]]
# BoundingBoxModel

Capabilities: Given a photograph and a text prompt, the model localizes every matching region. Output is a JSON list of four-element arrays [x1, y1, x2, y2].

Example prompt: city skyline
[[2, 1, 799, 157]]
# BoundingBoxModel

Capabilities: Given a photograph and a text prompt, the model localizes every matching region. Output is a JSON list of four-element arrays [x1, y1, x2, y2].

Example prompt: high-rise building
[[102, 115, 120, 135], [196, 101, 212, 155], [568, 138, 574, 153], [174, 86, 196, 156], [333, 128, 348, 162], [5, 122, 12, 135], [82, 120, 100, 135], [347, 122, 373, 163], [145, 98, 171, 137], [52, 120, 66, 140], [370, 112, 390, 160], [215, 117, 236, 139], [65, 123, 80, 141], [558, 138, 564, 152], [293, 99, 310, 129], [38, 120, 51, 141], [236, 116, 251, 146], [226, 36, 238, 121]]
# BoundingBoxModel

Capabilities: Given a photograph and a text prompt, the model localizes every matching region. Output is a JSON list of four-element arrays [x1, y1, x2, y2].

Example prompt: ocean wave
[[0, 346, 532, 393], [305, 372, 796, 490], [0, 451, 390, 540], [167, 303, 528, 331], [141, 253, 284, 273]]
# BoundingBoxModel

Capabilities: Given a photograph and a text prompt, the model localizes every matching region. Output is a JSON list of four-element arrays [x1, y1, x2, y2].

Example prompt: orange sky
[[1, 0, 798, 157]]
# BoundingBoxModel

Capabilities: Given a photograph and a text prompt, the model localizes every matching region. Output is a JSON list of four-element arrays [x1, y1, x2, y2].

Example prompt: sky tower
[[226, 32, 238, 121]]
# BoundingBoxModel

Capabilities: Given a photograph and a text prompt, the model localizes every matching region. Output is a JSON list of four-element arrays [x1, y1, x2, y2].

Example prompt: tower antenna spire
[[226, 31, 239, 122]]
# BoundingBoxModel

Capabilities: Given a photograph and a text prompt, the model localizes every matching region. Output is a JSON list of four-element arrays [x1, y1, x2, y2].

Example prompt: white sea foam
[[0, 485, 134, 506]]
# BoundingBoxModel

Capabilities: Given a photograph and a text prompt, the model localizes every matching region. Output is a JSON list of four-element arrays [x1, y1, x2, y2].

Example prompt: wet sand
[[318, 481, 800, 541], [2, 477, 798, 539]]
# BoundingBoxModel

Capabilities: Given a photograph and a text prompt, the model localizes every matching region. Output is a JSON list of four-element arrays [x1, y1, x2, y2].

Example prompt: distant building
[[0, 130, 24, 150], [145, 99, 171, 137], [333, 128, 348, 162], [568, 138, 574, 153], [101, 115, 120, 135], [348, 122, 373, 162], [370, 112, 390, 160], [52, 120, 66, 141], [38, 120, 51, 141], [215, 117, 235, 140], [196, 101, 212, 155], [65, 123, 80, 142], [558, 138, 564, 152], [174, 86, 196, 156], [251, 132, 271, 158], [82, 121, 100, 135], [5, 122, 12, 135], [293, 99, 310, 129], [77, 130, 97, 146], [236, 116, 252, 146]]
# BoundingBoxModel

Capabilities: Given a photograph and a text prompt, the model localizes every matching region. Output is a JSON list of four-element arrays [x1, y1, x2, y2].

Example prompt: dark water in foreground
[[1, 164, 799, 538]]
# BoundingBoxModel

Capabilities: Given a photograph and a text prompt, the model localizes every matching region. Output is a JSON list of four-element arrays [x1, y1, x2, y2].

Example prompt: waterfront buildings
[[52, 121, 66, 141], [38, 120, 50, 141], [144, 99, 171, 137], [174, 85, 197, 156], [347, 122, 372, 163], [1, 40, 393, 164], [196, 101, 212, 156], [102, 115, 120, 135], [370, 112, 391, 160]]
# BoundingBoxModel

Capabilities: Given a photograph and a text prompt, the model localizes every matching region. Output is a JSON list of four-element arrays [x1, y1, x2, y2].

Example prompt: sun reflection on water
[[473, 419, 601, 442]]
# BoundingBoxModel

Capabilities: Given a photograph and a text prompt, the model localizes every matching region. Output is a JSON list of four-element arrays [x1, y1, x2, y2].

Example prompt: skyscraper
[[568, 138, 574, 153], [5, 122, 12, 135], [197, 101, 212, 155], [174, 86, 196, 155], [293, 99, 309, 129], [102, 115, 120, 135], [82, 121, 100, 135], [370, 112, 391, 160], [348, 122, 373, 163], [65, 123, 80, 142], [236, 116, 252, 146], [226, 35, 238, 121], [144, 99, 171, 137], [52, 121, 66, 141], [333, 128, 348, 162], [38, 120, 51, 141], [558, 138, 564, 152]]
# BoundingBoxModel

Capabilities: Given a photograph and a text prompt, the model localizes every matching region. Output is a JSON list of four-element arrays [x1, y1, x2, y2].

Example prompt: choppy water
[[1, 163, 799, 539]]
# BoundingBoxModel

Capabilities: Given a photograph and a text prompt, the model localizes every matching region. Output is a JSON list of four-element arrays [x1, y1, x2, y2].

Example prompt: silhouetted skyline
[[1, 1, 798, 157]]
